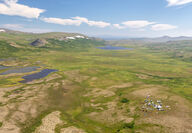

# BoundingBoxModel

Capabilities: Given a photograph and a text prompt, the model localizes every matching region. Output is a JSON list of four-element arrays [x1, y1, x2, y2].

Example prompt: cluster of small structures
[[141, 95, 170, 112]]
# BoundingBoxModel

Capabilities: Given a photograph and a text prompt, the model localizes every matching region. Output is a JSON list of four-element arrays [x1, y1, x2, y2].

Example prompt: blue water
[[97, 46, 133, 50], [0, 66, 40, 75], [20, 69, 57, 83], [0, 65, 10, 70], [0, 58, 12, 62]]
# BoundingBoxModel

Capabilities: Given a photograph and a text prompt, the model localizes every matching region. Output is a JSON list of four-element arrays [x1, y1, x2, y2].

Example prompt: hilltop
[[0, 28, 105, 49], [0, 28, 88, 41]]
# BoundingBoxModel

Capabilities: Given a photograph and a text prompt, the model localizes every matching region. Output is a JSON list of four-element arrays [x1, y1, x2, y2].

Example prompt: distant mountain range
[[127, 36, 192, 42], [0, 28, 90, 42], [103, 35, 192, 42], [0, 28, 105, 48], [1, 28, 192, 43], [0, 28, 27, 34], [0, 28, 86, 37]]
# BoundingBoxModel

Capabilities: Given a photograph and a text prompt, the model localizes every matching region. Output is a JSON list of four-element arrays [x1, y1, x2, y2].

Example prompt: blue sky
[[0, 0, 192, 38]]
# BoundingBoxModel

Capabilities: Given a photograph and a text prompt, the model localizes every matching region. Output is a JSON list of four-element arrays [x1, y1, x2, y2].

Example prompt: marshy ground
[[0, 39, 192, 133]]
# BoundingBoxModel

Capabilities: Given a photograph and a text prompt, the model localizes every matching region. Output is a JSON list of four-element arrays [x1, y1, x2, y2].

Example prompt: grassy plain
[[0, 35, 192, 133]]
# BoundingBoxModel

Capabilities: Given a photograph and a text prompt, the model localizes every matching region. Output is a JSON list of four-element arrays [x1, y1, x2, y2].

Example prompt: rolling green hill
[[0, 29, 192, 133]]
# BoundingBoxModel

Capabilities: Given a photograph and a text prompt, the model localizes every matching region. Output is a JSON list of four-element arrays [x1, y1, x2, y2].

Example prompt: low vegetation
[[120, 98, 130, 103], [0, 30, 192, 133]]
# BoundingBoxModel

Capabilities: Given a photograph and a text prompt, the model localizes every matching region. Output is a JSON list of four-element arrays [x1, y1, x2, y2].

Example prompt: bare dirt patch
[[90, 103, 105, 110], [0, 107, 9, 127], [136, 74, 151, 79], [9, 42, 23, 48], [45, 73, 62, 82], [90, 77, 98, 81], [88, 101, 133, 124], [0, 82, 57, 132], [131, 84, 192, 133], [108, 83, 133, 89], [84, 88, 115, 98], [26, 79, 45, 84], [84, 82, 133, 99], [140, 115, 192, 133], [34, 111, 63, 133], [11, 111, 27, 123], [64, 70, 89, 83], [0, 121, 20, 133], [60, 126, 86, 133], [130, 85, 168, 99], [0, 86, 23, 104]]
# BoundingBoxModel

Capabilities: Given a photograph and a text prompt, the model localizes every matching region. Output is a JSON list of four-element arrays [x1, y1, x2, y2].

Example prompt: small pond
[[0, 66, 40, 75], [0, 65, 10, 70], [0, 58, 12, 62], [97, 46, 133, 50], [20, 69, 58, 83]]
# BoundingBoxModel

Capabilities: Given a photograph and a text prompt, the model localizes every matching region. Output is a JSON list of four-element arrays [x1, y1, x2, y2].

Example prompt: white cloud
[[113, 20, 155, 29], [2, 24, 23, 28], [0, 23, 52, 33], [86, 21, 110, 28], [42, 16, 111, 28], [42, 17, 82, 26], [113, 20, 177, 32], [122, 20, 155, 28], [113, 24, 125, 29], [72, 16, 89, 23], [0, 0, 45, 18], [73, 16, 111, 28], [151, 24, 178, 31], [41, 16, 177, 32], [166, 0, 192, 6]]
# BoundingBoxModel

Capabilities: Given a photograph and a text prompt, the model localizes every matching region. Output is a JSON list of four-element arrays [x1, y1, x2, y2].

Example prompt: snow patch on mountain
[[66, 37, 76, 40], [0, 29, 5, 32]]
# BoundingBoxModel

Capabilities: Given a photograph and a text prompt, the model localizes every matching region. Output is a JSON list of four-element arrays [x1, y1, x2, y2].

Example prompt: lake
[[97, 46, 133, 50], [0, 66, 40, 75], [20, 69, 58, 83], [0, 65, 10, 70]]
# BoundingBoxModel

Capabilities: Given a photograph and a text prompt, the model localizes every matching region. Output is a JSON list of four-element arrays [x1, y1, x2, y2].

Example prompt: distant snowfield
[[75, 35, 85, 39], [0, 29, 5, 32], [66, 35, 87, 40], [66, 37, 76, 40]]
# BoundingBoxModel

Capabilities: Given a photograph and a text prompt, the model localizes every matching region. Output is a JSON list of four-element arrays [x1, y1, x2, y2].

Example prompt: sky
[[0, 0, 192, 38]]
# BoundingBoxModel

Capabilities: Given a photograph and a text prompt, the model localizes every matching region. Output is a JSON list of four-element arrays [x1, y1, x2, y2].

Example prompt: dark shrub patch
[[123, 121, 135, 129], [0, 122, 3, 127], [120, 98, 130, 103]]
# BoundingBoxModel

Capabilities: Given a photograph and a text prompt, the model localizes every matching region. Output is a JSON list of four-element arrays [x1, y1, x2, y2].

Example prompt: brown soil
[[108, 83, 133, 89], [84, 88, 115, 98], [9, 42, 23, 48], [60, 126, 86, 133], [0, 81, 54, 132], [88, 101, 133, 124], [130, 84, 168, 99], [34, 111, 63, 133], [64, 70, 89, 83], [130, 84, 192, 133], [136, 74, 151, 79], [45, 73, 62, 82]]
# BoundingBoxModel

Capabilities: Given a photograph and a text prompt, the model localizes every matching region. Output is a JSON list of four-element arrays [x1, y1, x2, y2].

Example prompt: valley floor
[[0, 42, 192, 133]]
